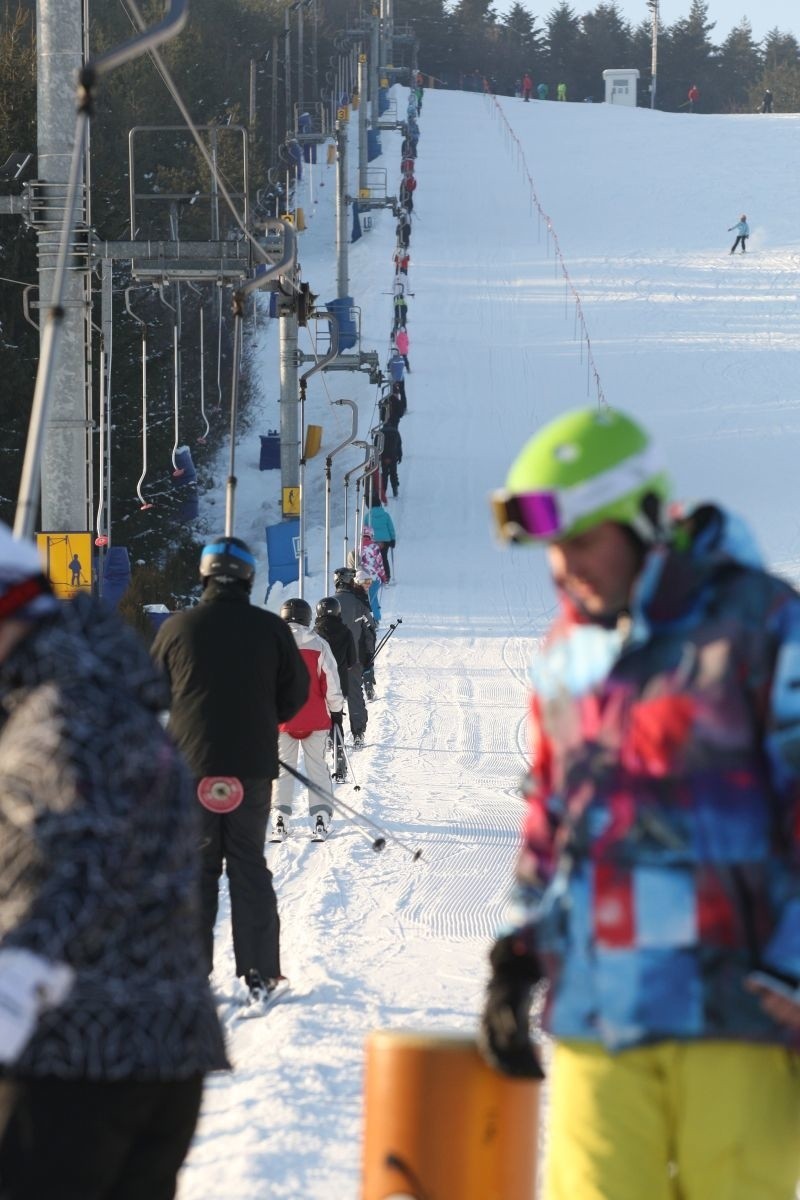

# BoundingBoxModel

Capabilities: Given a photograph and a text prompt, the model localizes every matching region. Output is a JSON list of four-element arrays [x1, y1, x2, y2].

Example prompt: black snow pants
[[200, 776, 280, 979], [381, 458, 400, 497], [0, 1076, 203, 1200], [730, 235, 747, 254], [346, 663, 368, 736]]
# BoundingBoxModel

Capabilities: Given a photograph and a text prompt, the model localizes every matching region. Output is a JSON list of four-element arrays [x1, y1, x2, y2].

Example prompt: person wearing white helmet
[[480, 406, 800, 1200], [0, 522, 227, 1199]]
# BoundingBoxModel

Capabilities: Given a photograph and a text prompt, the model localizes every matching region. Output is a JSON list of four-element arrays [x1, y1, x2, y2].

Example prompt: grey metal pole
[[335, 121, 349, 299], [271, 34, 279, 162], [649, 0, 658, 109], [358, 52, 368, 200], [36, 0, 89, 533], [370, 10, 381, 131], [324, 399, 358, 589], [279, 301, 299, 505], [284, 6, 292, 139], [297, 3, 304, 118]]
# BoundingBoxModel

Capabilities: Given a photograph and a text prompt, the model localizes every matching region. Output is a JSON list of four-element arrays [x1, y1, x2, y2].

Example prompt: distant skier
[[334, 567, 376, 739], [393, 290, 409, 330], [762, 89, 773, 113], [395, 327, 411, 371], [394, 248, 410, 276], [537, 81, 549, 101], [522, 72, 533, 102], [368, 497, 397, 581], [380, 420, 403, 499], [557, 81, 567, 101], [728, 214, 749, 254], [274, 598, 344, 841], [380, 382, 406, 427], [687, 83, 699, 111]]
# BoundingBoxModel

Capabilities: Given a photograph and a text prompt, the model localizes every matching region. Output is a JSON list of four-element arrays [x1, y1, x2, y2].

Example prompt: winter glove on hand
[[479, 934, 545, 1080], [0, 948, 74, 1065], [330, 710, 344, 735], [389, 540, 396, 549]]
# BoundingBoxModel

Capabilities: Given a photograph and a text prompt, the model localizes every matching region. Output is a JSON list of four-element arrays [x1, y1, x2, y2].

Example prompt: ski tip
[[372, 837, 386, 852], [412, 849, 423, 862]]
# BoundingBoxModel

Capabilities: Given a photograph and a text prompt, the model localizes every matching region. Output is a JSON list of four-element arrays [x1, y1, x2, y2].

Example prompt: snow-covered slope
[[178, 91, 800, 1198]]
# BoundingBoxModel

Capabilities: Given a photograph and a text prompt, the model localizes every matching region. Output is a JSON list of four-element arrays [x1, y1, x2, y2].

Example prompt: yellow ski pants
[[544, 1039, 800, 1200]]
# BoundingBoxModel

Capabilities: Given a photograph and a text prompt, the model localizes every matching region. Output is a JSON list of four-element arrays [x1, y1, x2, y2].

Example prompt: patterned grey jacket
[[0, 594, 227, 1080]]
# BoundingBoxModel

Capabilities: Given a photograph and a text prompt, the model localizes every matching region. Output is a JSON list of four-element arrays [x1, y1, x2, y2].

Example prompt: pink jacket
[[395, 329, 409, 356], [360, 539, 387, 583], [279, 624, 344, 737]]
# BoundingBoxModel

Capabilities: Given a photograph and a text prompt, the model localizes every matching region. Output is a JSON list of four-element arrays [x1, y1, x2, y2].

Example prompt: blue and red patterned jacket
[[509, 505, 800, 1050]]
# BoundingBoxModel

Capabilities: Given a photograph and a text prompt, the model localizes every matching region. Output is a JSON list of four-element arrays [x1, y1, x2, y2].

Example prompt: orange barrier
[[362, 1031, 539, 1199]]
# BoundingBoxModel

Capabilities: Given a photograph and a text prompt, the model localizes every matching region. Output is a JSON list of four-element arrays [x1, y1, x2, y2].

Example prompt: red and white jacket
[[279, 624, 344, 738]]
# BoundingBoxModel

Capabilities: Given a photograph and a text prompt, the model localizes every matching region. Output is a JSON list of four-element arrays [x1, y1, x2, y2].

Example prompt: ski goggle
[[490, 489, 563, 543]]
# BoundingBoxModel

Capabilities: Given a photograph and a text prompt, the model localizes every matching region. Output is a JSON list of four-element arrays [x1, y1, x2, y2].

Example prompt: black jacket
[[381, 424, 402, 464], [335, 584, 377, 667], [151, 581, 308, 778], [314, 614, 357, 693]]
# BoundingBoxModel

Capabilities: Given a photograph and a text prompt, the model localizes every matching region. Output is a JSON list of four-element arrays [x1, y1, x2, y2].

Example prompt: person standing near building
[[334, 567, 377, 732], [481, 406, 800, 1200], [729, 214, 749, 254], [151, 535, 308, 1001], [273, 599, 344, 841], [0, 523, 227, 1200]]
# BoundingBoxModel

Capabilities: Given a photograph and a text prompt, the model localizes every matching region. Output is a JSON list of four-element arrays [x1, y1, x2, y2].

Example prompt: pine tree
[[717, 20, 762, 112]]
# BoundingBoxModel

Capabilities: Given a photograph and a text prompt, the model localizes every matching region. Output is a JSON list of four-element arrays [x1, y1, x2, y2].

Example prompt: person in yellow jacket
[[557, 81, 567, 101]]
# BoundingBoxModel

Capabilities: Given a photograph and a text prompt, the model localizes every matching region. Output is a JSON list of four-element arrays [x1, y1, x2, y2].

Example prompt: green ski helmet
[[492, 406, 670, 544]]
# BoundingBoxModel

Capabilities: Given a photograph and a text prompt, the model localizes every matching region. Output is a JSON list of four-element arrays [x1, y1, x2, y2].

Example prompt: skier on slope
[[314, 597, 357, 780], [522, 72, 533, 101], [729, 214, 749, 254], [335, 566, 377, 724], [0, 523, 226, 1198], [481, 406, 800, 1199], [367, 497, 397, 582], [151, 536, 308, 1001], [379, 420, 403, 500], [273, 599, 344, 841]]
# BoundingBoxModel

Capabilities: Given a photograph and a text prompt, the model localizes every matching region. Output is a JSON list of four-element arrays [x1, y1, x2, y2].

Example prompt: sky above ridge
[[491, 0, 798, 45]]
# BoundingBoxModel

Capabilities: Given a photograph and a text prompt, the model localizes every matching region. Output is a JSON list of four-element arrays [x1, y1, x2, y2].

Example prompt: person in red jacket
[[522, 72, 533, 102], [273, 599, 345, 840], [688, 83, 699, 110]]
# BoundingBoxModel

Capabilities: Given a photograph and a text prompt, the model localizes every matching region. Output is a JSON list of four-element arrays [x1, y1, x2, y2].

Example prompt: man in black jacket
[[151, 536, 308, 1000]]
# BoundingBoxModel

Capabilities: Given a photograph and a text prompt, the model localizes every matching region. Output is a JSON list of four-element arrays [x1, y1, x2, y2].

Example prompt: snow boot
[[270, 813, 288, 842], [312, 813, 330, 841]]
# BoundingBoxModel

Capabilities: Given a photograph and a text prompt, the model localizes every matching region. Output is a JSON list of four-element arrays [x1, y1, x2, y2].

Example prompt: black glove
[[330, 711, 344, 735], [389, 540, 396, 549], [478, 934, 545, 1080]]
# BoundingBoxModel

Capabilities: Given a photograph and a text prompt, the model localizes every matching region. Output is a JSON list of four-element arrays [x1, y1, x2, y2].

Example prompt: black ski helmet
[[334, 567, 356, 588], [316, 596, 341, 619], [281, 597, 312, 626], [199, 535, 256, 583]]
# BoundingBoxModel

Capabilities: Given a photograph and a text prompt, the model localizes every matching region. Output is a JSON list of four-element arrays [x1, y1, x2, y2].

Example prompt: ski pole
[[278, 757, 423, 861], [390, 544, 396, 583], [373, 617, 403, 660]]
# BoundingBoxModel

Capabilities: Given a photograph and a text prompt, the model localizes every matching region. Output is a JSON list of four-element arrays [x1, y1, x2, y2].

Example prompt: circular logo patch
[[197, 776, 244, 813]]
